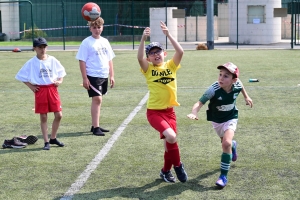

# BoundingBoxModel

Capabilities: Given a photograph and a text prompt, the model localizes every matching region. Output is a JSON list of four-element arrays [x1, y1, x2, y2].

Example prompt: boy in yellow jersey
[[137, 21, 187, 183]]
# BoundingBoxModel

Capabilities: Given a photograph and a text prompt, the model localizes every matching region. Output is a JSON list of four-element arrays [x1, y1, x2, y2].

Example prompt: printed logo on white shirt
[[39, 68, 53, 78]]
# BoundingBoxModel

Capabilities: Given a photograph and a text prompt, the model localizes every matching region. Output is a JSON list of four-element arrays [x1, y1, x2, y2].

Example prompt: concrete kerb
[[0, 37, 299, 51]]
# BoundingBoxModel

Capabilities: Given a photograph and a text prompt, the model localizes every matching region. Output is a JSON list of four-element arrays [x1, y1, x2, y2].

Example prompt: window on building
[[247, 5, 265, 24]]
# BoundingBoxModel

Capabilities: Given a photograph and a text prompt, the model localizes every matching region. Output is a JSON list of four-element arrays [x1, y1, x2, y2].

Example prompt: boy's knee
[[222, 140, 231, 149], [163, 128, 177, 143], [40, 116, 47, 122], [57, 114, 62, 120], [166, 136, 176, 144], [92, 96, 102, 103], [55, 112, 63, 120]]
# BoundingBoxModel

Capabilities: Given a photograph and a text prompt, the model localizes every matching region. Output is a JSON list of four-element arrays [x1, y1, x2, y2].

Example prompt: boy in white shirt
[[76, 17, 115, 136], [15, 37, 66, 150]]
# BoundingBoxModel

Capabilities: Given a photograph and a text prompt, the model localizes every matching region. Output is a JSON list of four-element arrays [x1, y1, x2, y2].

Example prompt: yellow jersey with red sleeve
[[140, 59, 181, 109]]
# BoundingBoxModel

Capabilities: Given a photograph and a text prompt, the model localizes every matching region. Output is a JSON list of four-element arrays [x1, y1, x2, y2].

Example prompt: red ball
[[81, 2, 101, 21]]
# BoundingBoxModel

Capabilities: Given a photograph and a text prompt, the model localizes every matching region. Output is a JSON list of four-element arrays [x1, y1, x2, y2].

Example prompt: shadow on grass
[[0, 144, 70, 154], [56, 131, 90, 138], [0, 147, 43, 154], [56, 169, 220, 200]]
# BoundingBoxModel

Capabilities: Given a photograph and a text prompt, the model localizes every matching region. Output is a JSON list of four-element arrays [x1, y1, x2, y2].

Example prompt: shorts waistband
[[37, 84, 56, 88], [147, 107, 174, 111]]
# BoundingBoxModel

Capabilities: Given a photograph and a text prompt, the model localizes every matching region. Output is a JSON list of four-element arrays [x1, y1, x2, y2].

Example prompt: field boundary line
[[60, 92, 149, 200]]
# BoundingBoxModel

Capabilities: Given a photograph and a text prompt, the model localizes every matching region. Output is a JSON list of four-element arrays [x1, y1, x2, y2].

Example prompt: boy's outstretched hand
[[187, 113, 198, 120], [245, 97, 253, 108], [142, 27, 150, 40], [160, 21, 169, 36]]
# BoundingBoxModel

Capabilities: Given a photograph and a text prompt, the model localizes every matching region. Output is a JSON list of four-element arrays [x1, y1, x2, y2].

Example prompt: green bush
[[22, 24, 47, 39]]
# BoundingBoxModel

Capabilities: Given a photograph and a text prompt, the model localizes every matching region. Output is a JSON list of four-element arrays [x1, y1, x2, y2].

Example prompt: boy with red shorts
[[137, 22, 188, 183], [15, 37, 66, 150]]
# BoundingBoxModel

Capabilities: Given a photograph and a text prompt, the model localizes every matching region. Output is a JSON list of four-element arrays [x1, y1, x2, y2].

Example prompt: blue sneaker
[[215, 175, 228, 188], [174, 162, 188, 183], [232, 140, 238, 162]]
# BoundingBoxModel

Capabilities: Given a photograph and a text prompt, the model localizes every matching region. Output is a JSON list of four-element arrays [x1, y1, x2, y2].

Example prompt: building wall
[[178, 16, 218, 42], [218, 3, 229, 37], [228, 0, 281, 44], [282, 14, 291, 39], [0, 2, 20, 41], [149, 7, 178, 46]]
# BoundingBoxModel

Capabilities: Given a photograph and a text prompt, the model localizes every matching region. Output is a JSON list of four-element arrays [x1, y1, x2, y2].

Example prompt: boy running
[[187, 62, 253, 188]]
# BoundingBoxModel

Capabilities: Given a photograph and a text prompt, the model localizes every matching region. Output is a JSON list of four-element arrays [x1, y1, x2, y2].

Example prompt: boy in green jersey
[[187, 62, 253, 188]]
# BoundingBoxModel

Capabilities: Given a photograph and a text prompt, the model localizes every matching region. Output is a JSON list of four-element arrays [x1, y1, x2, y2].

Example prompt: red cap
[[217, 62, 239, 78]]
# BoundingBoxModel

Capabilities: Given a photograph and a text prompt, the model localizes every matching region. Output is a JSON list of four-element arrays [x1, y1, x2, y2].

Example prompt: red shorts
[[34, 84, 62, 114], [146, 107, 177, 139]]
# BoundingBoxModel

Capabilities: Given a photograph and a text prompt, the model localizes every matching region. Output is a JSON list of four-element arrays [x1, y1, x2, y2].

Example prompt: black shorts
[[87, 75, 108, 97]]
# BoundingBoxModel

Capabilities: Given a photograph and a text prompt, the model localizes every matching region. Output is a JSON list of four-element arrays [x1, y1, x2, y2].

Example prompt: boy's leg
[[91, 96, 102, 128], [50, 111, 62, 139], [88, 76, 108, 135], [163, 128, 187, 183], [163, 140, 173, 171], [163, 128, 180, 166], [232, 140, 238, 162], [40, 113, 50, 150], [216, 128, 234, 188], [147, 108, 187, 183], [160, 141, 176, 183], [40, 113, 48, 142], [91, 96, 105, 136], [35, 87, 50, 144], [46, 87, 64, 146], [48, 111, 64, 147]]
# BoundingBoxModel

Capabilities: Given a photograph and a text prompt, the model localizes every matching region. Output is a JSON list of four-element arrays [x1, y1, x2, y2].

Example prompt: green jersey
[[199, 80, 243, 123]]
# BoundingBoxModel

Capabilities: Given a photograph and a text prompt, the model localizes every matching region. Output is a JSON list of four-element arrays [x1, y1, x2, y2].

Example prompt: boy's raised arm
[[160, 21, 183, 66], [137, 27, 150, 72]]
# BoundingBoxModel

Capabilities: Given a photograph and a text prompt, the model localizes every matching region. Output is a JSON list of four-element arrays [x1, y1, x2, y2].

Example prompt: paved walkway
[[0, 37, 299, 51]]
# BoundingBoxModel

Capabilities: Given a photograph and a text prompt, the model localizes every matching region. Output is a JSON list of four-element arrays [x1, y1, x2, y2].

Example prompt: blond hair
[[88, 17, 104, 27]]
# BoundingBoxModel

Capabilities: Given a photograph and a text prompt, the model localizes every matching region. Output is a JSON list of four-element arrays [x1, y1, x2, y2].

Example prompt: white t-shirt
[[76, 36, 115, 78], [15, 55, 66, 85]]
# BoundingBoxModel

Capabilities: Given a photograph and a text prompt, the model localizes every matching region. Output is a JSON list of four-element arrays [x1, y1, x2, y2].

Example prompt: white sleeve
[[105, 40, 115, 61], [199, 85, 215, 104], [52, 57, 66, 78], [15, 60, 31, 82], [76, 41, 88, 62]]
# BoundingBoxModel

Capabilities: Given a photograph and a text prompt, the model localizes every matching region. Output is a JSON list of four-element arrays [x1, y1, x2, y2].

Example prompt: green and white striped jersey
[[199, 80, 243, 123]]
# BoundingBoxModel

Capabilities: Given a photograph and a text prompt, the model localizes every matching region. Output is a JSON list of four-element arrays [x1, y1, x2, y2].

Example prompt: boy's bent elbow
[[179, 50, 184, 57]]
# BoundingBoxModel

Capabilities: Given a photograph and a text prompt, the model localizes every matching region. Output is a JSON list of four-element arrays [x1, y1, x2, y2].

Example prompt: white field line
[[60, 92, 149, 200]]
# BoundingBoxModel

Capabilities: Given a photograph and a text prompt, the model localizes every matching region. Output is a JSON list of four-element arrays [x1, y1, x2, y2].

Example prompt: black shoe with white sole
[[160, 169, 176, 183], [16, 135, 38, 145]]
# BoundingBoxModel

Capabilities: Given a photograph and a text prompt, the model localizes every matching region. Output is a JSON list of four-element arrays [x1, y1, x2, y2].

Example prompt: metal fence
[[7, 0, 213, 39], [0, 0, 299, 50]]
